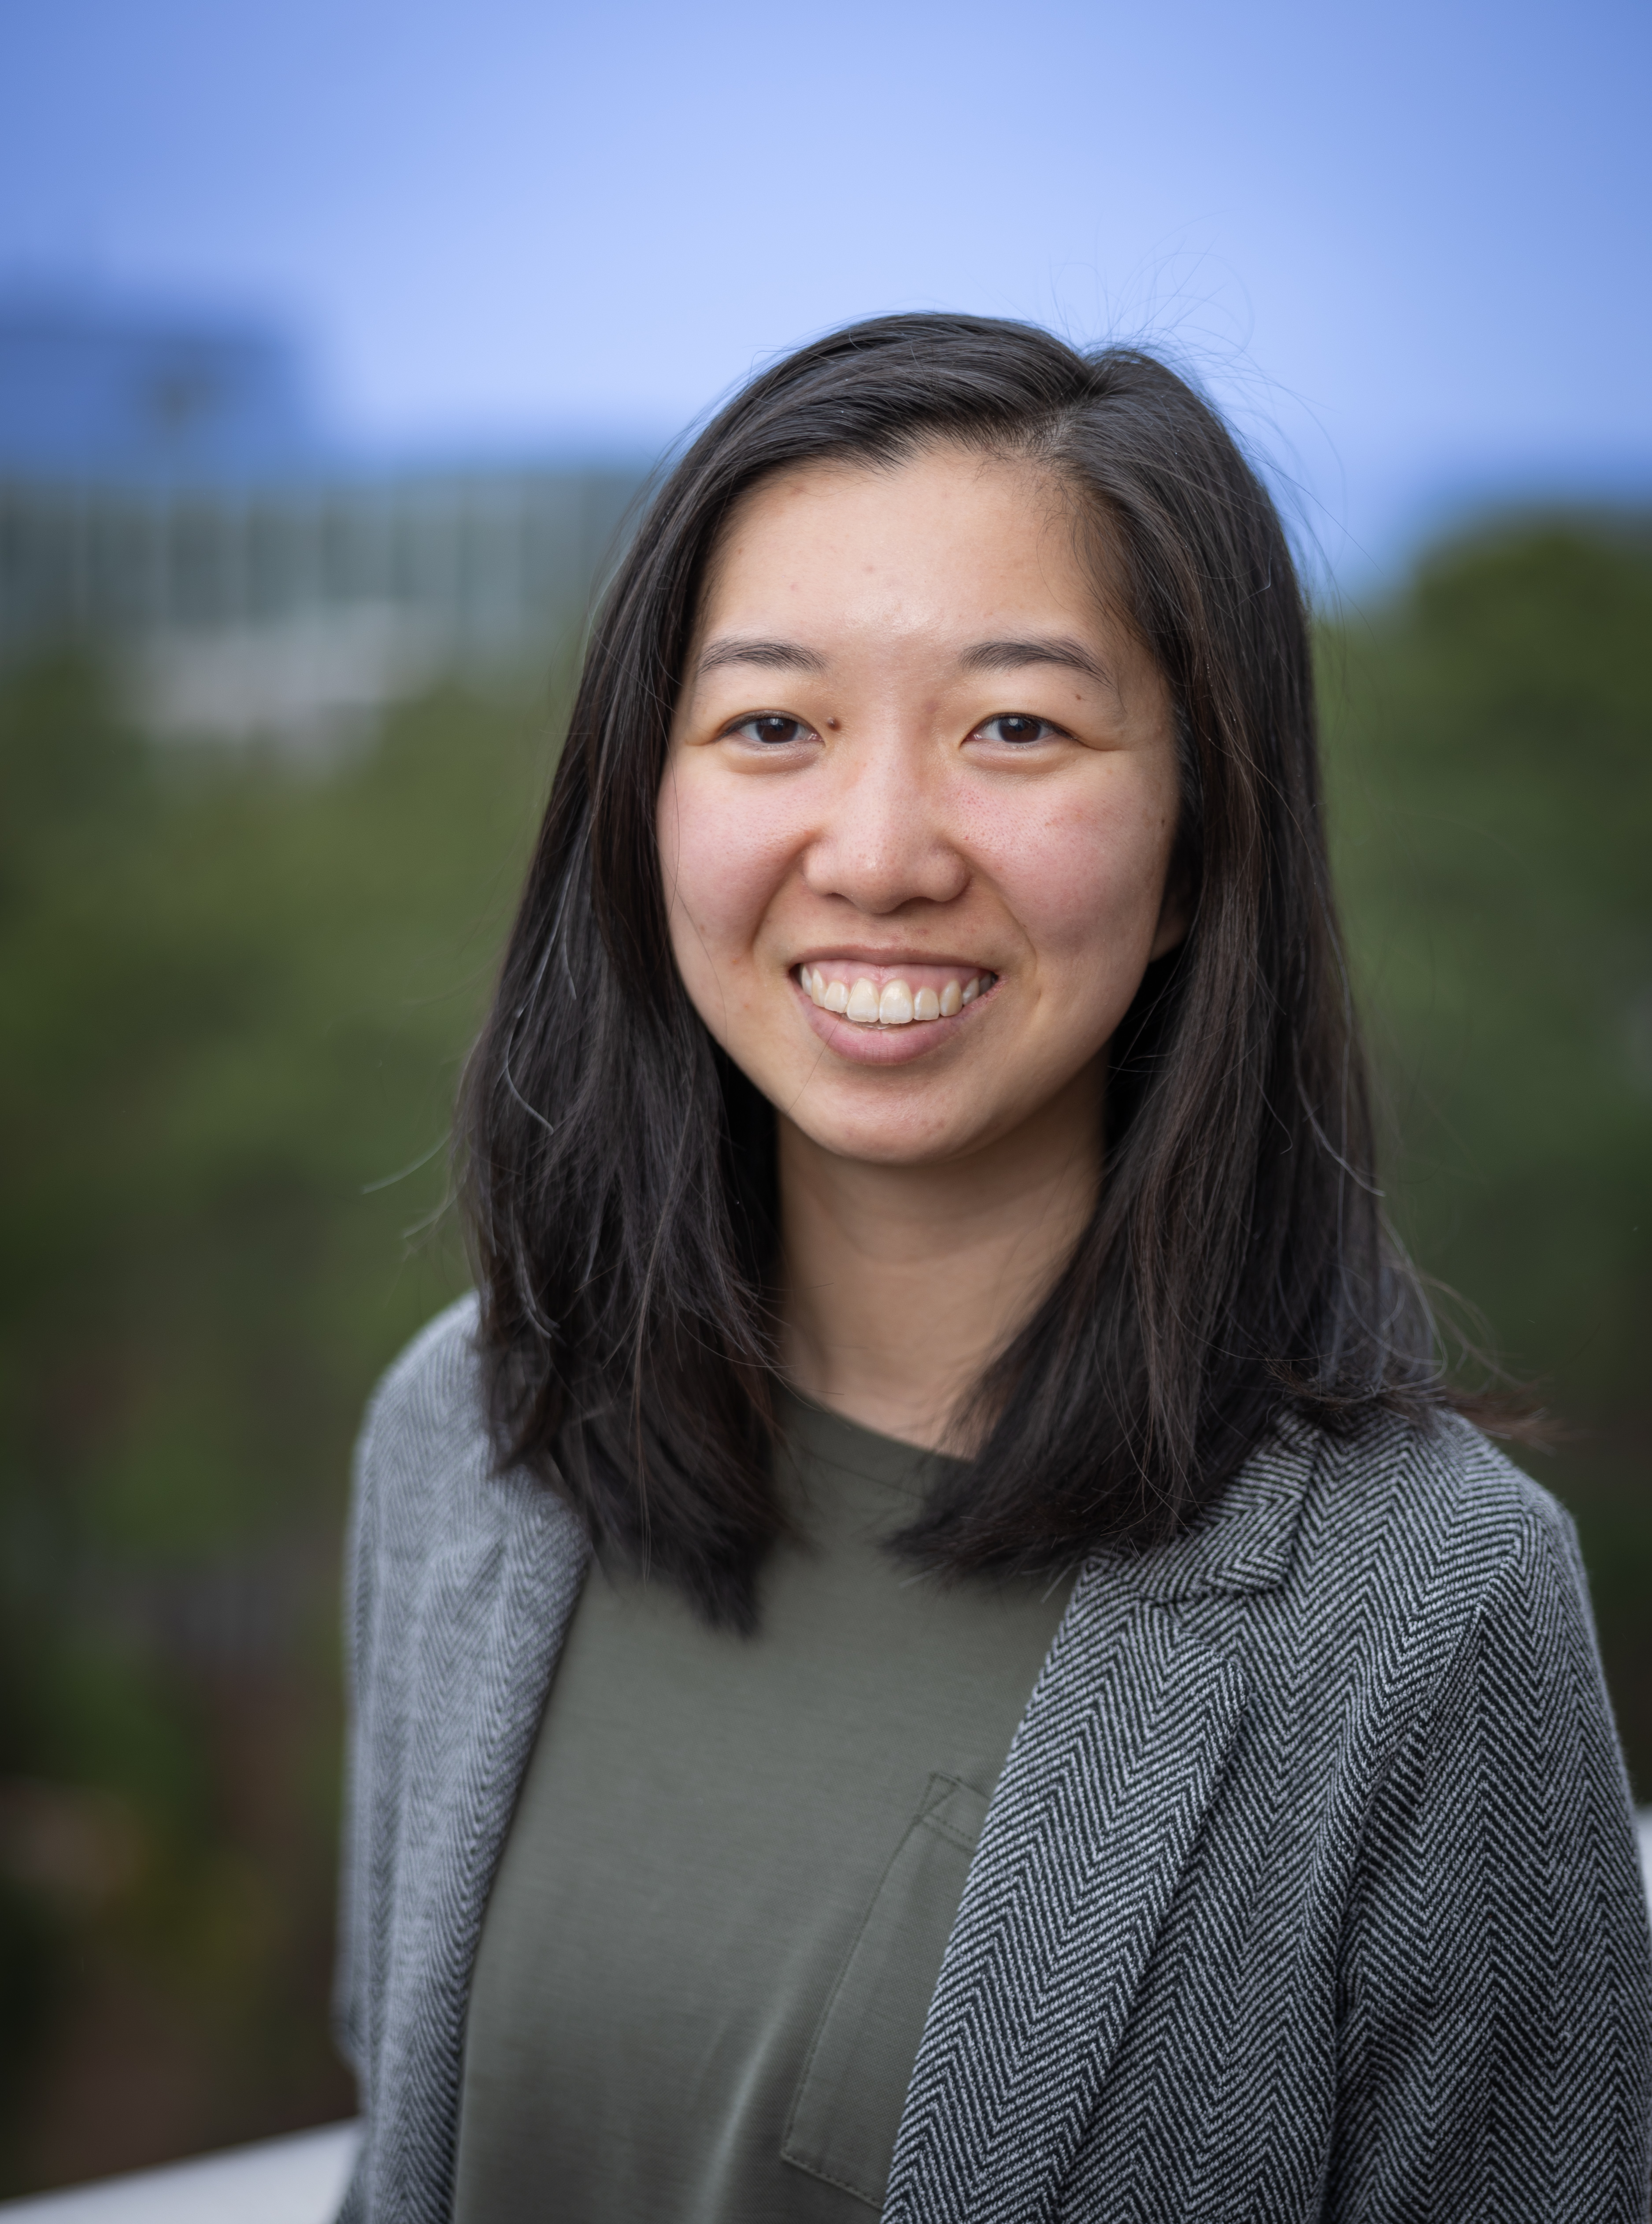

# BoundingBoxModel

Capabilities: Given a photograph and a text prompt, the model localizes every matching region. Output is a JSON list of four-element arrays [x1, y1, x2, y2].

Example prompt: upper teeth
[[796, 966, 994, 1025]]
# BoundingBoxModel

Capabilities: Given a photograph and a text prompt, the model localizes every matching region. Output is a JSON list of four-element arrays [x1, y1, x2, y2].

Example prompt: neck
[[778, 1064, 1103, 1451]]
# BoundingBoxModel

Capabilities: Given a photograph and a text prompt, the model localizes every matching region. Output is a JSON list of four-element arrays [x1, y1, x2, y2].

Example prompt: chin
[[791, 1105, 983, 1169]]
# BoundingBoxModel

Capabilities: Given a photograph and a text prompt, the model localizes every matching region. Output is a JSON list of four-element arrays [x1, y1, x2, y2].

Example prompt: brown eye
[[733, 714, 815, 746], [978, 714, 1055, 745]]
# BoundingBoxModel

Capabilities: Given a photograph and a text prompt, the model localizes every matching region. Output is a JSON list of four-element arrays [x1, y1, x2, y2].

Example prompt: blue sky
[[2, 0, 1648, 580]]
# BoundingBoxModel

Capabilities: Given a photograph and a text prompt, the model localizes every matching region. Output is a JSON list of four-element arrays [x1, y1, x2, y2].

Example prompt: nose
[[801, 731, 968, 915]]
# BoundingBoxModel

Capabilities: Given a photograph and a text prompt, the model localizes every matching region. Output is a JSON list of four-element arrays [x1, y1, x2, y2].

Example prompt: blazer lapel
[[366, 1467, 588, 2224], [879, 1415, 1327, 2224], [883, 1582, 1247, 2223]]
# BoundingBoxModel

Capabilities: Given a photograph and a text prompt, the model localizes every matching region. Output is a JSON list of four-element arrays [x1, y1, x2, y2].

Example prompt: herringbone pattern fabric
[[333, 1300, 1652, 2220]]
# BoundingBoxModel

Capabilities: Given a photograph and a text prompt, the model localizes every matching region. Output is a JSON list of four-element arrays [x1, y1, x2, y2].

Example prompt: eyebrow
[[959, 636, 1114, 686], [693, 631, 1113, 687], [696, 636, 829, 677]]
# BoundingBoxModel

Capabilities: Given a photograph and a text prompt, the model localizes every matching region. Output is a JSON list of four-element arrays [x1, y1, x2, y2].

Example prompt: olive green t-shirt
[[452, 1392, 1073, 2223]]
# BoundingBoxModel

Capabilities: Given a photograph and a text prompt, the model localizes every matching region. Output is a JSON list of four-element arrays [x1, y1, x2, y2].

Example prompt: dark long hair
[[461, 313, 1451, 1628]]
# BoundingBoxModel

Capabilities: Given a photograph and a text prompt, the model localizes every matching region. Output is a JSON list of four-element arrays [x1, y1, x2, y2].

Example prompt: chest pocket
[[783, 1772, 989, 2211]]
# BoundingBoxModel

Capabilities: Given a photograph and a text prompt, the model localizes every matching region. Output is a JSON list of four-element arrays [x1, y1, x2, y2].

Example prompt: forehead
[[696, 444, 1109, 641]]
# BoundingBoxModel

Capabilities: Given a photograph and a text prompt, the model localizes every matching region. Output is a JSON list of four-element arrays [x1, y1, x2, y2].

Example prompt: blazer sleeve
[[1329, 1502, 1652, 2220], [331, 1371, 388, 2090]]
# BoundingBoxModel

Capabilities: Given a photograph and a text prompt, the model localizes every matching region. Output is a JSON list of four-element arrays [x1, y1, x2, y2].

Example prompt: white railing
[[0, 2121, 357, 2221], [4, 1813, 1650, 2220]]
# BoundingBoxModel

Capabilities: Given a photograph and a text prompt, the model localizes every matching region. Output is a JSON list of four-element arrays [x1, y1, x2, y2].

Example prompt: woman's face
[[658, 443, 1185, 1171]]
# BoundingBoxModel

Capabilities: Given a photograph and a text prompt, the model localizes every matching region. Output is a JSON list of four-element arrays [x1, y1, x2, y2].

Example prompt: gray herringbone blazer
[[333, 1298, 1652, 2221]]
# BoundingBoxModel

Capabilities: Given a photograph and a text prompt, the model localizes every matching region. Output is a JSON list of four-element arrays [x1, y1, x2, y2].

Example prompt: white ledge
[[0, 2122, 359, 2222]]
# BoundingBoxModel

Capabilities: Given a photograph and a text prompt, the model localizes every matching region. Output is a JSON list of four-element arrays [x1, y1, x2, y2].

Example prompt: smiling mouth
[[796, 964, 997, 1027]]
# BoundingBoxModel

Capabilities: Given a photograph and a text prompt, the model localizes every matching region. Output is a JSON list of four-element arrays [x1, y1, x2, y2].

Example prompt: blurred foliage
[[0, 512, 1648, 2193], [1319, 515, 1652, 1787], [0, 655, 552, 2190]]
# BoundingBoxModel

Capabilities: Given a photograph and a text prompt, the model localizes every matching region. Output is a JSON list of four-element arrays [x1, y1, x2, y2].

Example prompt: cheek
[[657, 760, 800, 975], [965, 770, 1175, 974]]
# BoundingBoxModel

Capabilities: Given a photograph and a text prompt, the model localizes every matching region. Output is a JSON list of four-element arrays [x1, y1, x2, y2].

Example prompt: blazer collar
[[1087, 1410, 1322, 1602]]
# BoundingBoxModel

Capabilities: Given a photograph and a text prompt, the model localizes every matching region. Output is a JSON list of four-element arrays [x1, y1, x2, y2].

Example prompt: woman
[[333, 316, 1652, 2223]]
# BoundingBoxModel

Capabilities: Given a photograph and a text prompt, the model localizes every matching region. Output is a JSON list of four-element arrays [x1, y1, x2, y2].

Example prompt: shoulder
[[1305, 1406, 1581, 1605], [1278, 1407, 1596, 1725], [364, 1289, 484, 1428], [348, 1294, 496, 1569], [357, 1291, 486, 1475], [1127, 1404, 1593, 1735], [1121, 1402, 1575, 1626], [342, 1293, 589, 1685]]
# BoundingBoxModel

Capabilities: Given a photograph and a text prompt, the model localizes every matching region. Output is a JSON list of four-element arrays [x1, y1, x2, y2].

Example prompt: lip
[[791, 947, 991, 975], [790, 965, 998, 1066]]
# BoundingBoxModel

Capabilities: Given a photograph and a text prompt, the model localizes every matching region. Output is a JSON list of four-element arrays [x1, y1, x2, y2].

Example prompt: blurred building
[[0, 287, 647, 743]]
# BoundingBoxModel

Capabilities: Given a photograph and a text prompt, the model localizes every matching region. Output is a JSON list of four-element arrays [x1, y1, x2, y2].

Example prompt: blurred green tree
[[0, 652, 551, 2190], [1321, 515, 1652, 1781]]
